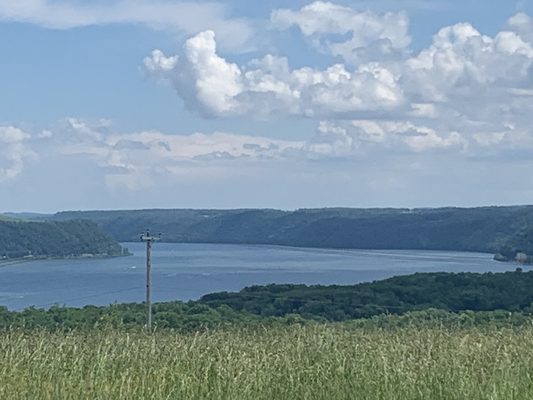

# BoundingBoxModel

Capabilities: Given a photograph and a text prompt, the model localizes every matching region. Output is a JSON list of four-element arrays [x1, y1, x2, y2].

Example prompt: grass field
[[1, 325, 532, 399]]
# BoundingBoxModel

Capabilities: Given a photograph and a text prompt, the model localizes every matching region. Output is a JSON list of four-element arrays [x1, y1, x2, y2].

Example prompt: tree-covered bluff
[[51, 206, 533, 260], [200, 270, 533, 321], [0, 219, 125, 259]]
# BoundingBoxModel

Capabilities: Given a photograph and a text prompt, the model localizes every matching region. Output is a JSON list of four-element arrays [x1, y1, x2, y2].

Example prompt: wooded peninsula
[[0, 218, 125, 260]]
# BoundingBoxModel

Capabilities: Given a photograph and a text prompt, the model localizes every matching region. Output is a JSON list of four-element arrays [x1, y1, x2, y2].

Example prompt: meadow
[[1, 323, 532, 400]]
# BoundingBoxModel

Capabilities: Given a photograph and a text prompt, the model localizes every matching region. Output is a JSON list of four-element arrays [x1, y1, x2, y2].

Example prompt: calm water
[[0, 242, 525, 311]]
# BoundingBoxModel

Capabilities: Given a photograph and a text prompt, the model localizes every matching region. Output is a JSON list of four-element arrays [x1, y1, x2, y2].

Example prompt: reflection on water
[[0, 242, 524, 310]]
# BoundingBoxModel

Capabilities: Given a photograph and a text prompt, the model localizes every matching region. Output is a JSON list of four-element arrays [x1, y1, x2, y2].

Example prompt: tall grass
[[1, 325, 532, 399]]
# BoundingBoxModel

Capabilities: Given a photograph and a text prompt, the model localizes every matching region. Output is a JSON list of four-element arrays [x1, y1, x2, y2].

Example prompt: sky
[[2, 0, 533, 213]]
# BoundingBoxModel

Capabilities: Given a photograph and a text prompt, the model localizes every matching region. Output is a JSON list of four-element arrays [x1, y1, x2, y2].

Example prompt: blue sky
[[1, 0, 533, 212]]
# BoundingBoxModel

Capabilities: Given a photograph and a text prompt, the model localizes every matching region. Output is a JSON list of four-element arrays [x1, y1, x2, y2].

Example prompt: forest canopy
[[49, 206, 533, 259], [0, 219, 124, 259]]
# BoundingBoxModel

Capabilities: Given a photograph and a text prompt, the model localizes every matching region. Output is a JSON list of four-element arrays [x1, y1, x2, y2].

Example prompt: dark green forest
[[200, 270, 533, 320], [1, 271, 532, 330], [48, 206, 533, 260], [0, 219, 125, 259]]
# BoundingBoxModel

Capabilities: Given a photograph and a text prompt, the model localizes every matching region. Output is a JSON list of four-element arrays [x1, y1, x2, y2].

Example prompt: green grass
[[1, 325, 532, 399]]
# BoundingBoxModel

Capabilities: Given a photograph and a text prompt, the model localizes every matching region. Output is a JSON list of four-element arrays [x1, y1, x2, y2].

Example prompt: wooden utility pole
[[140, 230, 160, 330]]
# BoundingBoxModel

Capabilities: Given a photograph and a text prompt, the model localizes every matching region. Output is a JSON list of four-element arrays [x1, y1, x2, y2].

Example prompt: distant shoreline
[[0, 252, 131, 268]]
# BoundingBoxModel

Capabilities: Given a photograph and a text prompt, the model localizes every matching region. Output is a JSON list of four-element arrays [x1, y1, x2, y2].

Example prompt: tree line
[[0, 219, 125, 259], [50, 206, 533, 259]]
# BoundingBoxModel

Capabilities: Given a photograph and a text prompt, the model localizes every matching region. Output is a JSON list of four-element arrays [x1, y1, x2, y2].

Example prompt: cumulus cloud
[[507, 12, 533, 44], [145, 4, 533, 157], [0, 0, 253, 51], [271, 1, 411, 64], [403, 22, 533, 103], [306, 120, 467, 155], [145, 31, 244, 116], [144, 31, 405, 118], [0, 126, 36, 181]]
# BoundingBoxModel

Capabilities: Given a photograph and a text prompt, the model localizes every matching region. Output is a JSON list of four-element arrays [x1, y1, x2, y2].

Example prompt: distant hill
[[0, 219, 125, 259], [2, 212, 52, 221], [199, 270, 533, 320], [48, 206, 533, 258]]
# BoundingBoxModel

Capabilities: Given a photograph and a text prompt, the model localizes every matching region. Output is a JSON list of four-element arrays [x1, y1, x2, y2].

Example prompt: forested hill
[[50, 206, 533, 257], [0, 219, 124, 259], [199, 270, 533, 320]]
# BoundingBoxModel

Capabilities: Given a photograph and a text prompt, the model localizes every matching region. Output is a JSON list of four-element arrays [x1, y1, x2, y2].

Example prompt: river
[[0, 242, 525, 310]]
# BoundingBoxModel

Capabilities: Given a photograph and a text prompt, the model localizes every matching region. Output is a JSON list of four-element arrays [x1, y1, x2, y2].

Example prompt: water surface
[[0, 242, 524, 310]]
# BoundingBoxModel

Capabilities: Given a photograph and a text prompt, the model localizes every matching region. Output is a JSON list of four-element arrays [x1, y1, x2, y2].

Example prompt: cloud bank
[[5, 117, 532, 211], [20, 119, 304, 190]]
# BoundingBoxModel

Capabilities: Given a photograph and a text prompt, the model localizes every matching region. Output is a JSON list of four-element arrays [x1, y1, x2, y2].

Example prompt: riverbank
[[0, 251, 132, 268]]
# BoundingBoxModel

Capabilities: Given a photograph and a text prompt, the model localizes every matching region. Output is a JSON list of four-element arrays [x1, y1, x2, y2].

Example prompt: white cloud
[[507, 12, 533, 43], [24, 116, 470, 193], [2, 115, 533, 213], [0, 126, 36, 181], [271, 1, 411, 64], [403, 22, 533, 103], [49, 118, 305, 190], [144, 31, 405, 118], [306, 120, 467, 155], [0, 0, 253, 51], [145, 6, 533, 157], [145, 31, 244, 116]]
